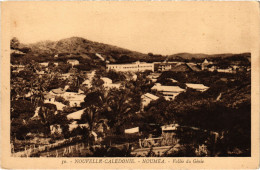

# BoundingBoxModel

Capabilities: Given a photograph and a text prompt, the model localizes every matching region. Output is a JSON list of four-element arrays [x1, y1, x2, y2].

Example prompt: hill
[[168, 52, 251, 63], [23, 37, 148, 63], [15, 37, 250, 65]]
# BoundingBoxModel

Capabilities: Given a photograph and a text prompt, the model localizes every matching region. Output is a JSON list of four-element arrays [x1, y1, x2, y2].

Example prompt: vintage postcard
[[1, 1, 259, 169]]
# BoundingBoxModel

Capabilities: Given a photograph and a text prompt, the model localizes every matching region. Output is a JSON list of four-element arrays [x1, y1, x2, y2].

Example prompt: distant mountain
[[18, 37, 250, 64], [168, 52, 251, 62], [23, 37, 148, 62]]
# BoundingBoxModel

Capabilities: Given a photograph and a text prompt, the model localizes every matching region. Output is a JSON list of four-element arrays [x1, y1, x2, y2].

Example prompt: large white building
[[106, 61, 154, 72]]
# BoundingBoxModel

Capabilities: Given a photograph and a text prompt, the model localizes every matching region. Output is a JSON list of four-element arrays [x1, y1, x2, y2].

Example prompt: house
[[125, 127, 139, 134], [11, 64, 25, 73], [208, 65, 217, 72], [141, 93, 159, 110], [67, 109, 88, 131], [46, 88, 85, 107], [68, 123, 89, 132], [36, 70, 45, 75], [59, 73, 71, 80], [217, 67, 235, 73], [151, 83, 185, 100], [50, 124, 62, 135], [161, 124, 179, 132], [168, 78, 178, 83], [82, 79, 92, 88], [201, 59, 213, 70], [154, 62, 181, 72], [82, 70, 96, 80], [11, 49, 25, 55], [186, 63, 201, 72], [186, 83, 209, 92], [50, 88, 65, 96], [104, 83, 121, 89], [101, 77, 112, 85], [67, 59, 79, 66], [39, 62, 49, 67], [101, 77, 121, 89], [44, 100, 66, 111], [67, 109, 86, 120], [170, 63, 192, 72], [157, 63, 173, 72], [161, 124, 179, 145], [63, 92, 85, 107], [106, 61, 154, 72], [66, 109, 97, 141], [147, 73, 161, 82], [125, 72, 137, 81]]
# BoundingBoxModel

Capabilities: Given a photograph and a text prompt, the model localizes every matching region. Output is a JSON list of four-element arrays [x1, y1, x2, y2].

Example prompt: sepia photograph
[[1, 1, 259, 169]]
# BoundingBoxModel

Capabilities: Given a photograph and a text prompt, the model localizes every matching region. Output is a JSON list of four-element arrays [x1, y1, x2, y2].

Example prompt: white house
[[106, 61, 154, 72], [147, 73, 161, 82], [63, 92, 85, 107], [66, 109, 90, 132], [186, 83, 209, 92], [11, 64, 25, 73], [125, 127, 139, 134], [101, 77, 121, 89], [46, 88, 85, 107], [67, 109, 86, 120], [39, 62, 49, 67], [161, 124, 179, 132], [82, 79, 92, 88], [101, 77, 113, 85], [141, 93, 159, 110], [67, 59, 79, 66], [217, 68, 235, 73], [151, 83, 185, 100], [44, 100, 66, 111]]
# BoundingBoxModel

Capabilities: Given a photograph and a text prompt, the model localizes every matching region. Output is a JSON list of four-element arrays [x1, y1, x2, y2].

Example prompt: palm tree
[[104, 88, 140, 134], [80, 91, 108, 144]]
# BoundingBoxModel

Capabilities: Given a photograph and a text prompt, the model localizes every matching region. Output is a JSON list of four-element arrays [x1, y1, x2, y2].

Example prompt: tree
[[10, 37, 20, 49], [38, 103, 57, 135], [11, 118, 28, 140], [57, 63, 71, 73], [143, 97, 170, 124], [80, 91, 107, 144], [11, 99, 35, 120], [102, 89, 140, 134], [104, 70, 126, 82]]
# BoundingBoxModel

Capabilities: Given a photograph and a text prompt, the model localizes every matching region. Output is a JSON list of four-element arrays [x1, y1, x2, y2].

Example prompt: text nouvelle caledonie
[[62, 158, 204, 164]]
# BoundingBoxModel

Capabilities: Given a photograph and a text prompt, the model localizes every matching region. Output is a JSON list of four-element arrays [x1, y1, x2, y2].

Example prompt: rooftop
[[67, 109, 86, 120], [143, 93, 159, 100], [51, 88, 65, 94], [186, 83, 209, 90], [152, 84, 185, 92]]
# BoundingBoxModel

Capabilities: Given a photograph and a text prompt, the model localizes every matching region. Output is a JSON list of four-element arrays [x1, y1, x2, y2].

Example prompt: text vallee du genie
[[61, 158, 204, 164]]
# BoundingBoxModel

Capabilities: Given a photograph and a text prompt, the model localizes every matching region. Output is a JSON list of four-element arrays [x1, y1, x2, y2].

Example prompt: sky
[[6, 2, 257, 55]]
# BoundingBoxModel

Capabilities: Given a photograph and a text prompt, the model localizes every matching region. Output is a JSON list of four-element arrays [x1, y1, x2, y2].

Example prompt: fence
[[11, 136, 83, 157]]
